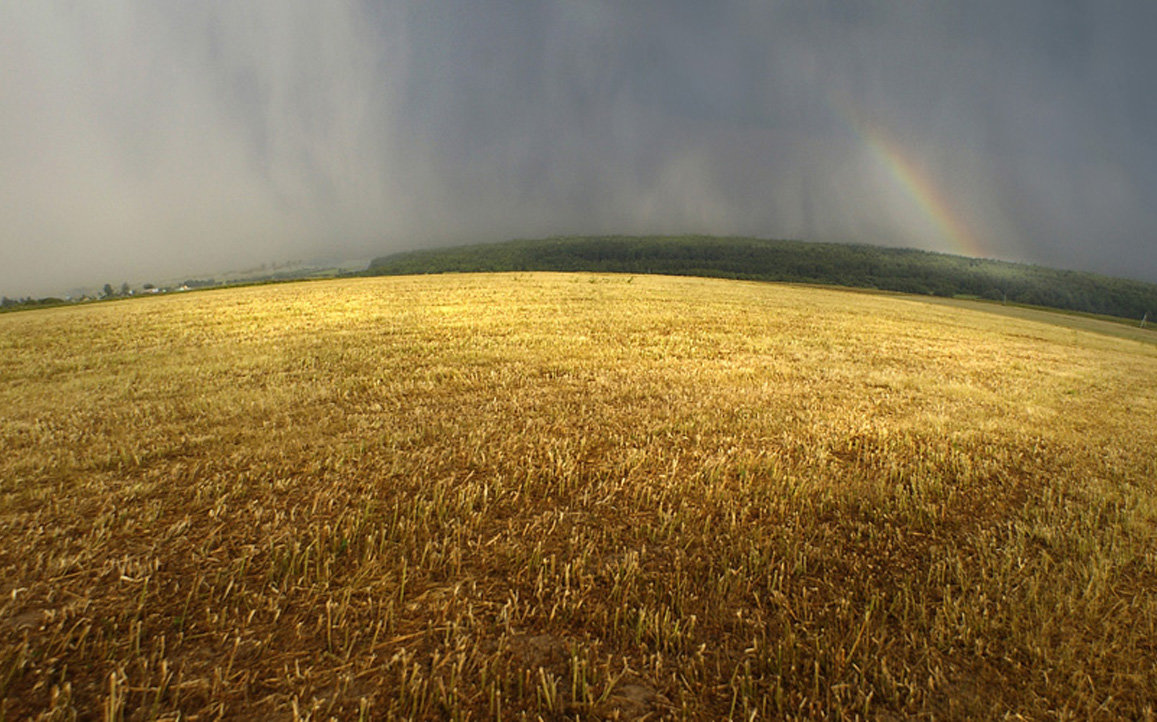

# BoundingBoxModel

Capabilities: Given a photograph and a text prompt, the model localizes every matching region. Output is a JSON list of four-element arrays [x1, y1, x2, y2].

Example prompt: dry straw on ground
[[2, 273, 1156, 719]]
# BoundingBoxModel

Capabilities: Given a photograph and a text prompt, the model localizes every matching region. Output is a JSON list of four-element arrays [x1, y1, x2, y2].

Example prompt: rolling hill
[[368, 235, 1157, 322]]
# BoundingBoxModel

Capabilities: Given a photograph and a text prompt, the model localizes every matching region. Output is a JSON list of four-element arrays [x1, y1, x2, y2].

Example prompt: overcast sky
[[2, 1, 1155, 297]]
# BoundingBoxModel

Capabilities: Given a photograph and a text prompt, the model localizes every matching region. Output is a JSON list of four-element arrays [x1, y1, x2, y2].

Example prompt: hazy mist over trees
[[369, 236, 1157, 322]]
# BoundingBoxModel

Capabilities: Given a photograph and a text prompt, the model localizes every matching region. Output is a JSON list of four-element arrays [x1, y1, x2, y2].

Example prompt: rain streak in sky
[[2, 1, 1156, 297]]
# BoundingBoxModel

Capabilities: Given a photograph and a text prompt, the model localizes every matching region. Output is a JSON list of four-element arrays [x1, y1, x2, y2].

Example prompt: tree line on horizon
[[5, 235, 1153, 323], [367, 235, 1157, 323], [0, 279, 214, 312]]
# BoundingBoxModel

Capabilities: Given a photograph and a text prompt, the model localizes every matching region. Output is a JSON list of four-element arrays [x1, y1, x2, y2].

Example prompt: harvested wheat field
[[2, 273, 1156, 719]]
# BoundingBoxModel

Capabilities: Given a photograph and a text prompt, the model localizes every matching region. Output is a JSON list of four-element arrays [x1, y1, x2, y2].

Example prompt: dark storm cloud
[[2, 1, 1155, 297]]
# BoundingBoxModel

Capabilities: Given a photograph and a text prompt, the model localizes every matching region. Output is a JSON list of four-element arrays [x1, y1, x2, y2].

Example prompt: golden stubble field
[[2, 273, 1156, 720]]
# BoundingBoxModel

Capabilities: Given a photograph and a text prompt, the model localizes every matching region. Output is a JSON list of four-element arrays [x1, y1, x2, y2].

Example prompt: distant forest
[[368, 235, 1157, 323]]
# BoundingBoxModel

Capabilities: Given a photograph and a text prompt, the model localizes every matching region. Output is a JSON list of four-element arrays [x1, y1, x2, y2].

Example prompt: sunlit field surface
[[3, 273, 1156, 719]]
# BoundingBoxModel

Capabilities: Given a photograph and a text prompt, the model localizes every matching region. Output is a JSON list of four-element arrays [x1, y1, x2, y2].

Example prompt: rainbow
[[835, 101, 987, 259]]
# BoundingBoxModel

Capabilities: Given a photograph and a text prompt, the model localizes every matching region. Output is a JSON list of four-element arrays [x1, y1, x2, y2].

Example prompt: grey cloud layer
[[2, 1, 1155, 296]]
